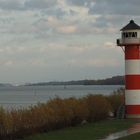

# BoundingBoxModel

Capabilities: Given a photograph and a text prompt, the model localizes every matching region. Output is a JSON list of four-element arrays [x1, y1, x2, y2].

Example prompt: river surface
[[0, 85, 123, 109]]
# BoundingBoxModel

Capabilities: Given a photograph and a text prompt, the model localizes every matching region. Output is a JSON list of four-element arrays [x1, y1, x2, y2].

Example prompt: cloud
[[0, 0, 24, 10], [40, 8, 66, 18], [84, 58, 119, 68], [66, 0, 92, 6], [104, 42, 114, 48], [0, 0, 58, 11], [33, 16, 78, 35], [24, 0, 58, 10], [0, 0, 120, 37], [0, 60, 14, 67], [57, 25, 77, 34], [88, 0, 140, 16], [0, 0, 139, 18], [0, 0, 128, 83]]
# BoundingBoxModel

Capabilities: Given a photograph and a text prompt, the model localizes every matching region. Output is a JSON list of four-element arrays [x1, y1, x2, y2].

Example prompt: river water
[[0, 85, 123, 109]]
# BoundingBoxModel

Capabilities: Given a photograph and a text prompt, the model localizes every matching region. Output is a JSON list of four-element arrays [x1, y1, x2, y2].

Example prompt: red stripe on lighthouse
[[126, 105, 140, 114], [125, 46, 140, 59], [125, 75, 140, 89]]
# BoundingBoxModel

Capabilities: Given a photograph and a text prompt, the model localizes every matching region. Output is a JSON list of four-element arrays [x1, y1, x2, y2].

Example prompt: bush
[[86, 95, 111, 121], [107, 88, 124, 117]]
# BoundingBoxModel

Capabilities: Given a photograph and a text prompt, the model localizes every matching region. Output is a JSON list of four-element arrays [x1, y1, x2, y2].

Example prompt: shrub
[[107, 88, 125, 117], [85, 95, 111, 121]]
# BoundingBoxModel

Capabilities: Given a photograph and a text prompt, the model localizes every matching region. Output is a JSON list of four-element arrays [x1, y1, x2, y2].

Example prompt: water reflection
[[100, 123, 140, 140]]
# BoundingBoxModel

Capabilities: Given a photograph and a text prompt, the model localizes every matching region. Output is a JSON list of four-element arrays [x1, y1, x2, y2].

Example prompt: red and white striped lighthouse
[[117, 20, 140, 119]]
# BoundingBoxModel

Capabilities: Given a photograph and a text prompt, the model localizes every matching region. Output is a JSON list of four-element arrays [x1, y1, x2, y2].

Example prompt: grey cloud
[[40, 8, 66, 18], [69, 10, 77, 16], [93, 17, 109, 28], [0, 0, 58, 10], [0, 0, 24, 10], [88, 0, 140, 16], [24, 0, 57, 9], [93, 15, 131, 29], [0, 0, 139, 17], [0, 17, 15, 24], [66, 0, 140, 16], [66, 0, 92, 6]]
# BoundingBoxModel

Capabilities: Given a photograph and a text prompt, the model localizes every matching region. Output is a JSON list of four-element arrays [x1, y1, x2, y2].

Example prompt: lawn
[[118, 132, 140, 140], [23, 119, 138, 140]]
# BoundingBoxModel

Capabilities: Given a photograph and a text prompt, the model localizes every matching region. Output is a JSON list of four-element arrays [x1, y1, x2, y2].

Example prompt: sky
[[0, 0, 139, 84]]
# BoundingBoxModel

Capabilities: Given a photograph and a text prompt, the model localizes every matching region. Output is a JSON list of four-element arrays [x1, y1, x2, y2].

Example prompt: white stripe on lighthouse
[[125, 60, 140, 75], [125, 90, 140, 105]]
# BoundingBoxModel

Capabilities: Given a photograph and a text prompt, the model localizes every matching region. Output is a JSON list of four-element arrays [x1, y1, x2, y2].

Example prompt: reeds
[[0, 89, 124, 140], [106, 88, 124, 117]]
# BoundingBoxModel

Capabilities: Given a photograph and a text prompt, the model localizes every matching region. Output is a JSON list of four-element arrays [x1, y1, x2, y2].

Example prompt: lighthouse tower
[[117, 20, 140, 119]]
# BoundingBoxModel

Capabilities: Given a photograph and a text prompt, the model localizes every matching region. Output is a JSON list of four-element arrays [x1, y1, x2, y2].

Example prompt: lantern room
[[117, 20, 140, 46]]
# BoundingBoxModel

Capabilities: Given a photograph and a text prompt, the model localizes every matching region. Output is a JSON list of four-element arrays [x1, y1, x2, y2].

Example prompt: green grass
[[118, 132, 140, 140], [23, 119, 137, 140]]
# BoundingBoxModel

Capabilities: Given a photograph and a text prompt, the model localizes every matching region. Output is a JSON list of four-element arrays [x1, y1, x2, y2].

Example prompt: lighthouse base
[[125, 105, 140, 119], [126, 114, 140, 119]]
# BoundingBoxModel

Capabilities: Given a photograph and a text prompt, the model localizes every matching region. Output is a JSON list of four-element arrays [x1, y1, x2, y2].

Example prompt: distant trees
[[83, 76, 124, 85], [27, 76, 124, 86]]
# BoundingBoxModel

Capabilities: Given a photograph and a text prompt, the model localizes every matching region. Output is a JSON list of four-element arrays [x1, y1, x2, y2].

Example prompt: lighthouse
[[117, 20, 140, 119]]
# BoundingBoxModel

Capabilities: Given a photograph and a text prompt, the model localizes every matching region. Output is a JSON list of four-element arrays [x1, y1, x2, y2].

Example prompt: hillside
[[26, 76, 124, 86]]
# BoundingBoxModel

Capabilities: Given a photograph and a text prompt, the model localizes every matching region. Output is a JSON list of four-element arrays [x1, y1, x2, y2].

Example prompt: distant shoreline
[[25, 76, 124, 86]]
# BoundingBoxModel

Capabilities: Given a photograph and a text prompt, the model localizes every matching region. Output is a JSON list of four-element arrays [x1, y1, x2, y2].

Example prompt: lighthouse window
[[126, 33, 128, 37], [129, 32, 132, 37], [122, 32, 137, 38], [122, 33, 125, 38], [132, 32, 137, 37]]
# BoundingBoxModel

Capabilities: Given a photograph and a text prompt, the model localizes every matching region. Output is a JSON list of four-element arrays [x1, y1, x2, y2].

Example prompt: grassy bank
[[23, 119, 137, 140], [118, 132, 140, 140]]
